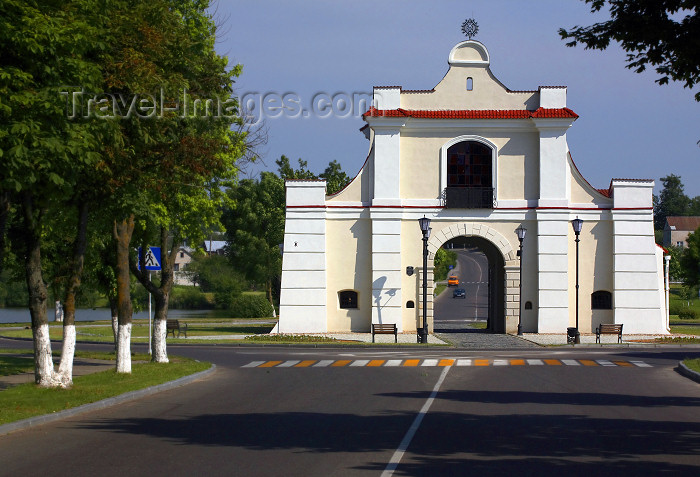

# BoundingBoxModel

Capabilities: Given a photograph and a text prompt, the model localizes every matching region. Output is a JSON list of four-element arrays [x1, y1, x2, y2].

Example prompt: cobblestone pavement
[[433, 321, 541, 349]]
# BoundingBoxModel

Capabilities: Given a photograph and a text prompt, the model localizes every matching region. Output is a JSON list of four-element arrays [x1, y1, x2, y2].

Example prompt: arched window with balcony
[[445, 140, 494, 208]]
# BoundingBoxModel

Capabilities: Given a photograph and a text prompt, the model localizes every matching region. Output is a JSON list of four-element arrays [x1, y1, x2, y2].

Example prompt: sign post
[[138, 247, 161, 354]]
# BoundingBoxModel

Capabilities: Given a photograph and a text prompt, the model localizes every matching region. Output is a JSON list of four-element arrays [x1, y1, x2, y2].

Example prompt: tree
[[560, 1, 700, 100], [681, 227, 700, 288], [0, 0, 114, 387], [320, 160, 351, 195], [654, 174, 691, 229], [223, 172, 285, 310]]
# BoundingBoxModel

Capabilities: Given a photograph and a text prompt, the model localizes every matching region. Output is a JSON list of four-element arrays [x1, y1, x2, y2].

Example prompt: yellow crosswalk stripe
[[544, 359, 562, 365], [332, 360, 351, 367], [403, 359, 420, 367], [438, 359, 455, 367], [474, 359, 490, 366], [294, 360, 317, 367], [258, 361, 282, 368], [579, 360, 599, 366], [367, 360, 386, 367], [510, 359, 525, 365]]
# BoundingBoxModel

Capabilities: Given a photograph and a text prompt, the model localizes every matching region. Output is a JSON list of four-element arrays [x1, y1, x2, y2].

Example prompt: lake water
[[0, 308, 217, 324]]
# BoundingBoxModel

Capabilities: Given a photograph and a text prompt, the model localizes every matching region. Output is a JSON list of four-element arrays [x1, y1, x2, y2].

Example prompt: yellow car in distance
[[448, 276, 459, 286]]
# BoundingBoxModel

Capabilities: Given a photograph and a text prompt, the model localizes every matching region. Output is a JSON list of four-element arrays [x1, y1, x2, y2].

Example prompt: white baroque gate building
[[276, 40, 668, 336]]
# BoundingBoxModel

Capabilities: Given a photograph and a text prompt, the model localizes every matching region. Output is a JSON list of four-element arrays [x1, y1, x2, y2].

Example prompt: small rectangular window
[[339, 290, 358, 309], [591, 291, 612, 310]]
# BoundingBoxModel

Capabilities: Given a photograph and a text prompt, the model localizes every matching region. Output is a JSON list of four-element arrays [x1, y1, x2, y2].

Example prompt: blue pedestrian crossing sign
[[138, 246, 161, 271]]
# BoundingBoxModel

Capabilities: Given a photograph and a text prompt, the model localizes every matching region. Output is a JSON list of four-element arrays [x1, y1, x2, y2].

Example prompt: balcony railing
[[444, 187, 494, 209]]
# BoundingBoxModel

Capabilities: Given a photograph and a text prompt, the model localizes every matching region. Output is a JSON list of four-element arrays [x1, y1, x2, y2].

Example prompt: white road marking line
[[242, 361, 265, 368], [385, 360, 403, 367], [277, 360, 300, 367], [350, 360, 369, 367], [421, 359, 438, 367], [596, 360, 616, 366], [313, 360, 334, 367], [382, 365, 452, 477], [630, 360, 652, 367], [493, 359, 509, 366], [562, 359, 580, 366], [456, 359, 473, 366], [527, 359, 544, 365]]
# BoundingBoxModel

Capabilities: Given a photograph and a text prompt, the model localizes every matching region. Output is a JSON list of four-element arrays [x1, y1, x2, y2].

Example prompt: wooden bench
[[372, 323, 397, 343], [166, 319, 188, 338], [596, 323, 622, 343]]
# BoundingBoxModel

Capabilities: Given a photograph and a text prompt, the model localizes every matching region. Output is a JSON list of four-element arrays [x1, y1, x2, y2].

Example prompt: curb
[[0, 364, 216, 437], [677, 361, 700, 384]]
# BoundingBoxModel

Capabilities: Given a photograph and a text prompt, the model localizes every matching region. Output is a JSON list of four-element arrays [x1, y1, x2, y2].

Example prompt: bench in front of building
[[596, 323, 623, 343]]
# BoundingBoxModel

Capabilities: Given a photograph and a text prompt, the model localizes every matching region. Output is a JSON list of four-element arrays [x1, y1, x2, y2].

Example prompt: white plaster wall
[[611, 209, 667, 334], [536, 211, 570, 332], [371, 216, 403, 330]]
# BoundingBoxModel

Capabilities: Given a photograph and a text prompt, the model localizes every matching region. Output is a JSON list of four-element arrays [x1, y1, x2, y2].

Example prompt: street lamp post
[[418, 216, 431, 344], [515, 225, 526, 335], [571, 217, 583, 344]]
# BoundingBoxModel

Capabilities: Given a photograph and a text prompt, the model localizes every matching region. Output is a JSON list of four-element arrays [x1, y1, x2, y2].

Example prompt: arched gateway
[[276, 40, 669, 337]]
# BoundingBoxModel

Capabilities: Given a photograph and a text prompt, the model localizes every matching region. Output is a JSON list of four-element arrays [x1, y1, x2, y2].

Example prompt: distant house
[[663, 216, 700, 248], [203, 240, 227, 255], [173, 247, 195, 285]]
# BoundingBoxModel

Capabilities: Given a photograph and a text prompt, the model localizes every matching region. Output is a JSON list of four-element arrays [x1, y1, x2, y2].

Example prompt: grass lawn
[[0, 321, 276, 343], [684, 358, 700, 373], [0, 349, 210, 425]]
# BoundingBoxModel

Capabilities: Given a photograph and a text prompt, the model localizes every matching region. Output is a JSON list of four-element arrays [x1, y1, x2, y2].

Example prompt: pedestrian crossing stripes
[[242, 358, 652, 368]]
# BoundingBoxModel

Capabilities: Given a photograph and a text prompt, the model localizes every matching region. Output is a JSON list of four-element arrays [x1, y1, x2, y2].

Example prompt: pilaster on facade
[[534, 120, 575, 208], [504, 265, 521, 334], [371, 217, 403, 330], [536, 211, 570, 332], [278, 181, 328, 333], [610, 180, 663, 333]]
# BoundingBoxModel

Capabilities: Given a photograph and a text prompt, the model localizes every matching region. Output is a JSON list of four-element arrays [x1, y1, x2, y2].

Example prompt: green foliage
[[223, 172, 285, 304], [654, 174, 694, 229], [320, 160, 351, 195], [560, 1, 700, 101], [228, 294, 274, 318], [186, 255, 244, 294], [681, 228, 700, 288], [0, 273, 28, 307], [434, 248, 457, 281], [678, 308, 698, 320], [169, 286, 213, 309]]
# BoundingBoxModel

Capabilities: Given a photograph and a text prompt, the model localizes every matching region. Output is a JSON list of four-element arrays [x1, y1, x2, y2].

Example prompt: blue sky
[[211, 0, 699, 197]]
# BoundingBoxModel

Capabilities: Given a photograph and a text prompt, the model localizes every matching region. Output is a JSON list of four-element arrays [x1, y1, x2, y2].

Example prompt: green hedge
[[229, 294, 274, 318]]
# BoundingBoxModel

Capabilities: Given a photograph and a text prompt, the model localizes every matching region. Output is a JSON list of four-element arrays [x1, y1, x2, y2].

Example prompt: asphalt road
[[435, 248, 488, 324], [2, 341, 700, 476]]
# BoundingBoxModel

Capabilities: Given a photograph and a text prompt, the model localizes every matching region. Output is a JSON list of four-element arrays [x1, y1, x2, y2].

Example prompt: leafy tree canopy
[[560, 0, 700, 100]]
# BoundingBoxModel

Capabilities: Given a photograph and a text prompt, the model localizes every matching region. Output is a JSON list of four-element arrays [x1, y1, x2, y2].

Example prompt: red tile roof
[[596, 188, 612, 198], [666, 216, 700, 231], [362, 107, 578, 120]]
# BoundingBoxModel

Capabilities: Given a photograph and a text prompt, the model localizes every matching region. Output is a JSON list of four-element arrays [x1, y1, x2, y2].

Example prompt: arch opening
[[432, 235, 507, 334]]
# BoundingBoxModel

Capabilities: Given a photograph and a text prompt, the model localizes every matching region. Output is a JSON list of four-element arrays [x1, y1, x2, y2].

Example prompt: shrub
[[170, 286, 213, 309], [229, 294, 274, 318], [678, 309, 698, 320], [669, 303, 684, 316]]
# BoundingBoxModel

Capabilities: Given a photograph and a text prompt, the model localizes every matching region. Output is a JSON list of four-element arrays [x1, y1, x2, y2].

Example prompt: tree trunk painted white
[[34, 323, 60, 387], [56, 324, 76, 387], [116, 323, 132, 373], [152, 319, 169, 363]]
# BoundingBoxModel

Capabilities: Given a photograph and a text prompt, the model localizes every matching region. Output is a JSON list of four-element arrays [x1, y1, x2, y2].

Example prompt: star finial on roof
[[461, 18, 479, 40]]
